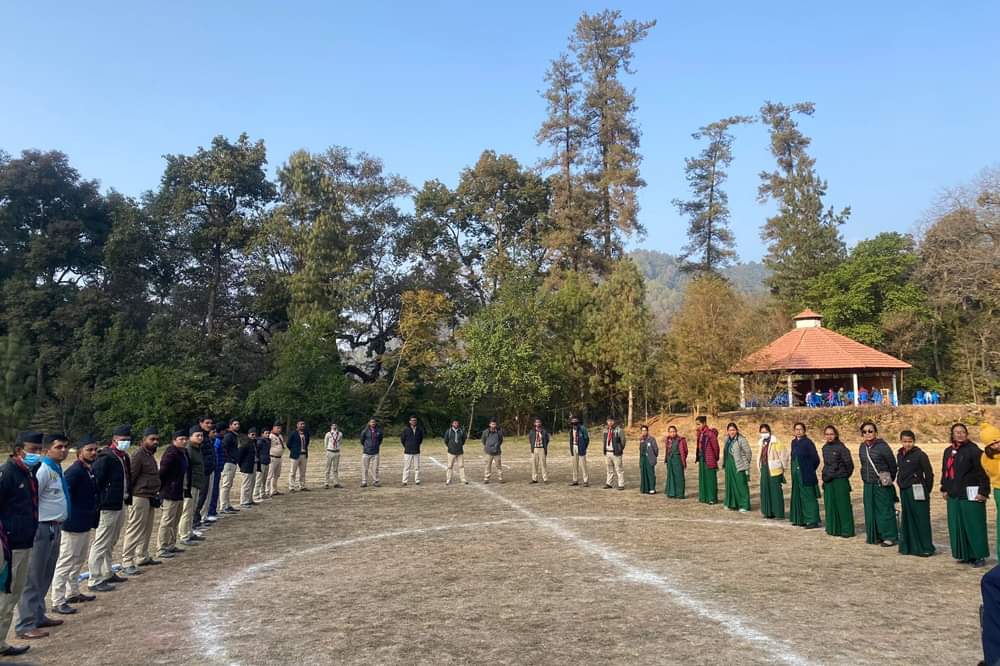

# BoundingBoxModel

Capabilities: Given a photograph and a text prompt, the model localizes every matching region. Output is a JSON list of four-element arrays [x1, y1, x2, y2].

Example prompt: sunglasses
[[862, 429, 875, 434]]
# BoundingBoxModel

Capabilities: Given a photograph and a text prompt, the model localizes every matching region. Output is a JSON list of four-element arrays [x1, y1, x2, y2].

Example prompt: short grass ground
[[14, 434, 995, 665]]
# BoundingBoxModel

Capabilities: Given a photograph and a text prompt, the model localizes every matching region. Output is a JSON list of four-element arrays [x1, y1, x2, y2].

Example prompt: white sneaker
[[206, 516, 219, 523], [415, 480, 421, 485]]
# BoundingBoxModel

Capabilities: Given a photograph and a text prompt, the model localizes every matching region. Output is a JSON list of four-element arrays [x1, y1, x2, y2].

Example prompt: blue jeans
[[207, 467, 222, 517]]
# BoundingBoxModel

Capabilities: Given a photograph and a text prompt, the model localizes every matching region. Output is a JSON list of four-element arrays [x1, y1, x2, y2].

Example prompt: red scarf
[[944, 442, 961, 479]]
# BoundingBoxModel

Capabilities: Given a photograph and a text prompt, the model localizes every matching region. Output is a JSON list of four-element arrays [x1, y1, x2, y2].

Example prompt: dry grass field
[[11, 413, 998, 665]]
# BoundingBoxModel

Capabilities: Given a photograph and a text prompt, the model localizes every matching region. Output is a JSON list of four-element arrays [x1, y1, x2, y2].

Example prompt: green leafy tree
[[758, 102, 849, 310], [673, 116, 753, 273], [0, 333, 36, 441]]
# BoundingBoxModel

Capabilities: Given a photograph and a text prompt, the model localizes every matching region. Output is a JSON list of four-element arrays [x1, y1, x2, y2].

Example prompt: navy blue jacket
[[256, 437, 271, 467], [983, 564, 1000, 666], [0, 458, 38, 549], [568, 425, 590, 456], [63, 460, 99, 533], [237, 438, 257, 474], [288, 430, 309, 459], [201, 429, 216, 476], [791, 436, 820, 486], [400, 426, 424, 454], [222, 431, 240, 465], [361, 427, 383, 455]]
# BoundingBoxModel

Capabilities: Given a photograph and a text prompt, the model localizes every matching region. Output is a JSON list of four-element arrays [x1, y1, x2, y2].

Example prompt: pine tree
[[758, 102, 849, 310], [673, 116, 753, 274], [570, 10, 655, 268]]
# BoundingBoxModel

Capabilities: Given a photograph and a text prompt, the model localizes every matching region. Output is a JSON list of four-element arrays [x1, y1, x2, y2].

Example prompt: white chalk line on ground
[[424, 456, 815, 666]]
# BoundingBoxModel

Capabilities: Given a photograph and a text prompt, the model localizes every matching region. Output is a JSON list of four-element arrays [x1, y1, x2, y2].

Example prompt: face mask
[[116, 440, 131, 452], [23, 453, 41, 466]]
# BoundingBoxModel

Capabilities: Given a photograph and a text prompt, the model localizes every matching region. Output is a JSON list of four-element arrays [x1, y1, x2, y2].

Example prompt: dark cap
[[112, 424, 132, 437], [189, 425, 203, 436], [16, 431, 44, 445], [173, 429, 188, 439], [76, 434, 98, 447], [142, 426, 158, 437]]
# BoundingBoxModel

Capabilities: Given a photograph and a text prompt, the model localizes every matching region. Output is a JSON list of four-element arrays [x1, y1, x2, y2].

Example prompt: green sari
[[946, 496, 989, 562], [666, 444, 685, 498], [698, 458, 718, 504], [760, 464, 785, 519], [823, 477, 854, 537], [640, 451, 656, 494], [722, 441, 750, 511], [898, 485, 934, 556], [789, 459, 820, 526], [862, 482, 899, 544]]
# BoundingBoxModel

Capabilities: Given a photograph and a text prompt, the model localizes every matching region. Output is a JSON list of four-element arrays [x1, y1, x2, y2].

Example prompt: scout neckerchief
[[945, 441, 961, 480]]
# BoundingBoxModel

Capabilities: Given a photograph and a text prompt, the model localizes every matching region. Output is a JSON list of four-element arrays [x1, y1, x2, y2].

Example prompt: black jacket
[[201, 429, 216, 475], [222, 431, 240, 465], [361, 427, 383, 455], [897, 445, 934, 493], [159, 445, 189, 502], [237, 438, 257, 474], [528, 428, 549, 453], [821, 441, 854, 483], [93, 447, 131, 511], [858, 439, 897, 485], [940, 441, 991, 499], [602, 427, 626, 456], [256, 437, 271, 467], [0, 458, 38, 550], [444, 428, 466, 455], [288, 430, 309, 459], [63, 460, 99, 533], [401, 426, 424, 454]]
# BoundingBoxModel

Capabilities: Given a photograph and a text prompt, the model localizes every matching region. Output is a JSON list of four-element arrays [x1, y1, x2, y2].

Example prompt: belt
[[326, 449, 340, 453], [41, 520, 63, 525]]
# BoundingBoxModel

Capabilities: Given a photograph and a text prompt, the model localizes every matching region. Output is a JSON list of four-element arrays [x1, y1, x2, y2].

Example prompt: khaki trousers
[[402, 453, 421, 483], [89, 508, 124, 585], [531, 448, 548, 481], [484, 454, 503, 481], [288, 456, 306, 491], [121, 497, 155, 567], [254, 465, 268, 500], [605, 453, 624, 488], [157, 499, 183, 553], [0, 549, 31, 651], [179, 488, 200, 541], [325, 451, 341, 486], [446, 453, 466, 484], [239, 471, 255, 505], [361, 453, 380, 485], [266, 457, 282, 496], [571, 445, 588, 484], [218, 462, 238, 510], [51, 530, 91, 605]]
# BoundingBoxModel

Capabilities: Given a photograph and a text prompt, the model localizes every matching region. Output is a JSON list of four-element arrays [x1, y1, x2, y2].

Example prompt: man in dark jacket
[[360, 419, 383, 488], [443, 420, 467, 485], [237, 427, 258, 507], [218, 420, 241, 512], [401, 416, 424, 486], [180, 427, 206, 545], [253, 428, 271, 501], [482, 419, 503, 483], [16, 433, 71, 637], [154, 430, 189, 563], [568, 416, 590, 487], [194, 416, 215, 530], [287, 420, 310, 492], [0, 433, 41, 656], [603, 417, 626, 490], [89, 425, 133, 588], [528, 417, 550, 484], [51, 435, 102, 610], [121, 427, 162, 572]]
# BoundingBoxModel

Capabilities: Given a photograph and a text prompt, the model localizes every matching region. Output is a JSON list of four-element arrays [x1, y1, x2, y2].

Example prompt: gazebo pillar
[[892, 372, 898, 406], [852, 372, 859, 405], [786, 375, 794, 408], [739, 376, 746, 409]]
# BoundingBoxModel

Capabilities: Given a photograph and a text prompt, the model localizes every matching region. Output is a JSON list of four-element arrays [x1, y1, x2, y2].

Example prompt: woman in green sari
[[941, 423, 990, 567], [757, 424, 788, 519], [722, 423, 752, 513], [789, 422, 821, 529], [858, 421, 899, 547], [820, 425, 855, 537], [638, 425, 659, 495], [663, 425, 688, 498], [896, 430, 935, 557]]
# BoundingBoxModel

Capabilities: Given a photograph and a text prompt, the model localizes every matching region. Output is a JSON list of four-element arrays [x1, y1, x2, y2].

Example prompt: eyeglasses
[[862, 429, 875, 434]]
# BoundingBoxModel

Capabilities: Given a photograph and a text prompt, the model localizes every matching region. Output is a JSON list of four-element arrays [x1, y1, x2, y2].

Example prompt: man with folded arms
[[89, 425, 133, 590], [0, 432, 41, 656], [157, 430, 189, 557], [528, 417, 550, 484], [16, 434, 71, 639], [121, 427, 162, 574], [179, 427, 206, 546], [324, 423, 343, 489], [51, 435, 101, 611]]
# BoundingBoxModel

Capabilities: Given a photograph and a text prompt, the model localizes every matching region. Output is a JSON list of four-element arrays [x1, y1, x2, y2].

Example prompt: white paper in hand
[[966, 486, 980, 501], [912, 484, 926, 501]]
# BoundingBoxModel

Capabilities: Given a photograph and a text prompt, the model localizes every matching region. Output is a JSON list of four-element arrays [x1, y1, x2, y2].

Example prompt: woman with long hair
[[722, 422, 752, 513], [821, 425, 854, 537]]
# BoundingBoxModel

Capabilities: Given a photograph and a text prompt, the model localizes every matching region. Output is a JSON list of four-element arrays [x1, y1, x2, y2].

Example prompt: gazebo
[[730, 309, 912, 408]]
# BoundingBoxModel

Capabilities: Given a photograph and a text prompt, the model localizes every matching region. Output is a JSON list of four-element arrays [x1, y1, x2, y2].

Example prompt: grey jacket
[[724, 435, 753, 473], [482, 428, 503, 456], [639, 436, 659, 466], [859, 439, 897, 484]]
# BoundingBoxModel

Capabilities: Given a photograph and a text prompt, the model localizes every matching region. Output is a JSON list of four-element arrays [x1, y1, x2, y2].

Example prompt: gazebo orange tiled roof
[[730, 310, 911, 407]]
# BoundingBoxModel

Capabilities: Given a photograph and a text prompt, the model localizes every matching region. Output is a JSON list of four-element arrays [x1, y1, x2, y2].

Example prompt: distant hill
[[629, 250, 770, 329]]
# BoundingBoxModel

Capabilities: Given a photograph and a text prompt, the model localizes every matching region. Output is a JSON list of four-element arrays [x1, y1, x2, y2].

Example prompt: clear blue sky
[[2, 1, 998, 261]]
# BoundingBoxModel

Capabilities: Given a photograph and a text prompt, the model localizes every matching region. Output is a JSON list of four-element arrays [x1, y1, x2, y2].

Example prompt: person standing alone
[[324, 423, 343, 489], [443, 420, 467, 485], [287, 420, 310, 492], [528, 418, 549, 484], [401, 416, 424, 486], [361, 419, 383, 488], [638, 425, 659, 495], [603, 417, 625, 491], [568, 416, 589, 487], [482, 419, 503, 484]]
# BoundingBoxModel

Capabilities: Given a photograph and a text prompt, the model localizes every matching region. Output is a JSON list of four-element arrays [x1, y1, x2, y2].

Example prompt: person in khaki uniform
[[360, 419, 383, 488], [89, 425, 134, 589], [179, 427, 206, 545], [218, 419, 241, 513], [154, 430, 189, 562], [567, 416, 590, 487], [237, 427, 258, 507], [266, 423, 285, 497], [253, 428, 271, 501], [121, 427, 162, 572], [528, 418, 550, 483], [51, 435, 100, 612], [482, 419, 504, 483], [603, 417, 626, 490], [443, 420, 468, 485], [287, 420, 310, 492], [324, 423, 343, 489]]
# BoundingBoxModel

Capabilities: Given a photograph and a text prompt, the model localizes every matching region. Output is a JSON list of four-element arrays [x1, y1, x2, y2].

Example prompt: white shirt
[[35, 462, 68, 523], [325, 430, 342, 452]]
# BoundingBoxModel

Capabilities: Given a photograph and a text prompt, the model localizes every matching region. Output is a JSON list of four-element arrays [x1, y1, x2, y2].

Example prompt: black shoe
[[108, 573, 129, 583], [88, 582, 115, 592], [617, 486, 625, 491], [37, 617, 64, 628], [880, 540, 897, 547], [804, 523, 821, 530], [604, 484, 613, 489], [137, 558, 162, 566], [334, 484, 343, 488], [300, 487, 311, 492], [67, 592, 96, 603], [530, 480, 538, 484], [0, 645, 29, 656], [972, 558, 987, 568], [569, 482, 579, 486], [53, 603, 77, 615]]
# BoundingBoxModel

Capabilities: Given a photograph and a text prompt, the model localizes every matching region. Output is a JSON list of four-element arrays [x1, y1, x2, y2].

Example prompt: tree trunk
[[207, 241, 222, 336], [627, 384, 634, 429], [466, 401, 476, 440]]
